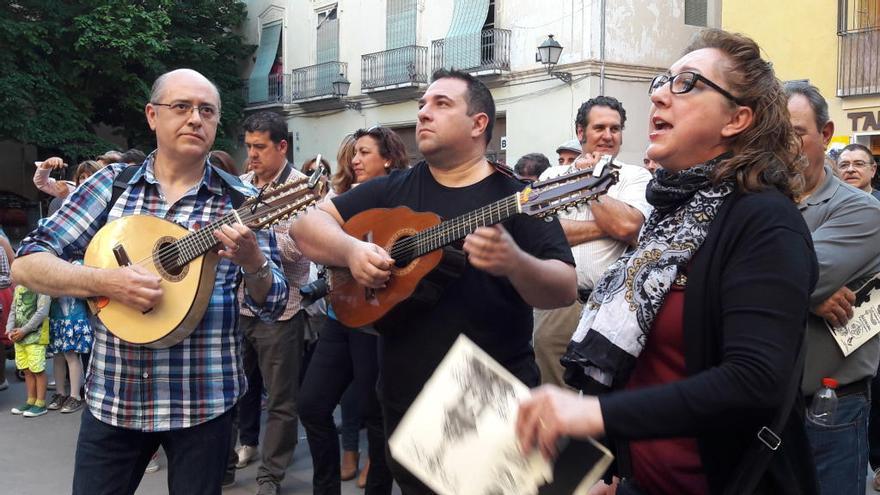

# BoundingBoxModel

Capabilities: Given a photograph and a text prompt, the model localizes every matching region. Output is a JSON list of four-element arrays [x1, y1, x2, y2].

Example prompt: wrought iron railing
[[838, 27, 880, 96], [361, 45, 429, 90], [290, 61, 347, 100], [243, 74, 290, 106], [431, 28, 511, 73]]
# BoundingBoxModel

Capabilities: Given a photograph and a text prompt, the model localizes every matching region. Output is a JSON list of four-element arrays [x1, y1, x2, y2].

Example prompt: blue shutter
[[444, 0, 489, 70], [316, 9, 339, 96], [384, 0, 418, 86], [248, 23, 282, 104]]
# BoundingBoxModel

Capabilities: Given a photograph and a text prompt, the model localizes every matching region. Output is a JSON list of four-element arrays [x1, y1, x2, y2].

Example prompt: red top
[[625, 282, 710, 495]]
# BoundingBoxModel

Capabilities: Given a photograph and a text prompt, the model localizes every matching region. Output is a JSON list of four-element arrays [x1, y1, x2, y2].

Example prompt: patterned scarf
[[561, 154, 734, 393]]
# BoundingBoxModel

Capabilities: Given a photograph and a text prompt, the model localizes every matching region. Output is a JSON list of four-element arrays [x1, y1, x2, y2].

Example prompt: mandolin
[[330, 158, 620, 328], [84, 174, 324, 348]]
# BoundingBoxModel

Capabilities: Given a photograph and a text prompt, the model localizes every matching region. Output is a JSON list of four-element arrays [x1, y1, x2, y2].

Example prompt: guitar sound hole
[[152, 237, 189, 282], [391, 236, 414, 268], [157, 241, 184, 276]]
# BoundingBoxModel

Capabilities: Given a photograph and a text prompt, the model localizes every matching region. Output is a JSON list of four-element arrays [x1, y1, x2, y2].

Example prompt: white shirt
[[538, 161, 653, 289]]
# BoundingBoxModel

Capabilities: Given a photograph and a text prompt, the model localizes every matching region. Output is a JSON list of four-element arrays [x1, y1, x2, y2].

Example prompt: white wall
[[242, 0, 718, 169]]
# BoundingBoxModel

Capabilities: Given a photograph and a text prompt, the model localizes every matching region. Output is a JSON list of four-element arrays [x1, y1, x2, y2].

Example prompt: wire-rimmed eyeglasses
[[151, 101, 220, 121]]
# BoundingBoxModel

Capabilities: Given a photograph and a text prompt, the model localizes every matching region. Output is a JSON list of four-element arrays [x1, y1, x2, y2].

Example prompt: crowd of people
[[0, 26, 879, 495]]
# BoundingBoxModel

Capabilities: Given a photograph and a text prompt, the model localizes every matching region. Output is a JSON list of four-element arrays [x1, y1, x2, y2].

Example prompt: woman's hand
[[516, 385, 605, 459]]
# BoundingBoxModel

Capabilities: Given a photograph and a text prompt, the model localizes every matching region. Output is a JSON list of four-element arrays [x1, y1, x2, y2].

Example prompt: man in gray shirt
[[786, 81, 880, 495]]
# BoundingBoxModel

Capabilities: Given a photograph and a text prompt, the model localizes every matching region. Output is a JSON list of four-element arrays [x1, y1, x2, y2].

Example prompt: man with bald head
[[13, 69, 289, 495]]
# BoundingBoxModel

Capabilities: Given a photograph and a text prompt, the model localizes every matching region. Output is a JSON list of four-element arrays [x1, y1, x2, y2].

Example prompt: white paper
[[388, 334, 612, 495], [828, 274, 880, 357]]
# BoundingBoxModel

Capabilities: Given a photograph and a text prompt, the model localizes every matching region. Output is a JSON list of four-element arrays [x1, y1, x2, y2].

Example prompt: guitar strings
[[123, 188, 315, 271], [388, 194, 520, 261], [388, 195, 518, 260]]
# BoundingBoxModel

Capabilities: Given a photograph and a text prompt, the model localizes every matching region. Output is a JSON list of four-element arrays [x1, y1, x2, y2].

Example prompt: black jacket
[[600, 189, 820, 494]]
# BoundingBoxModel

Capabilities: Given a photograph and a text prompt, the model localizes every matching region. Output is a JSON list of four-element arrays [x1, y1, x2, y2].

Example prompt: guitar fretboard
[[389, 193, 522, 263], [155, 204, 259, 270]]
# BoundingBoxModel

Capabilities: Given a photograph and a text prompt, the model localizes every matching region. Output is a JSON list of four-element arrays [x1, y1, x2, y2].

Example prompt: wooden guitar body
[[328, 160, 620, 329], [330, 207, 457, 328], [84, 215, 218, 348]]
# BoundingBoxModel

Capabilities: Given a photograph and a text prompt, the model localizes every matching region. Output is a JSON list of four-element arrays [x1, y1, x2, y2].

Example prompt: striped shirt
[[239, 164, 310, 320], [17, 155, 289, 431]]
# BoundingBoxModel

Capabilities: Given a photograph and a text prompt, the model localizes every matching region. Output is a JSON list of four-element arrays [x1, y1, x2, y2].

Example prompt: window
[[685, 0, 707, 27], [248, 23, 282, 103], [317, 6, 339, 63], [386, 0, 417, 49]]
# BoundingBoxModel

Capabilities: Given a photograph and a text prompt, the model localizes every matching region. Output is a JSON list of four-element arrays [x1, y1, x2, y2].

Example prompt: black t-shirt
[[332, 161, 575, 410]]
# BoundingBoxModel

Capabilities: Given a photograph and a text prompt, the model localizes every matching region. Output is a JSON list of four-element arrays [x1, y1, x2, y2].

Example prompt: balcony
[[838, 27, 880, 97], [243, 74, 290, 107], [431, 28, 511, 76], [361, 45, 429, 92], [290, 61, 348, 102]]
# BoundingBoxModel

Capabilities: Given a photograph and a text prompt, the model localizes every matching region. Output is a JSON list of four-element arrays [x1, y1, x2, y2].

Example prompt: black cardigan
[[599, 189, 820, 495]]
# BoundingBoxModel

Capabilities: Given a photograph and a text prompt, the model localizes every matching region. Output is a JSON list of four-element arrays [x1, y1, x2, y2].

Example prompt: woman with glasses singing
[[517, 29, 820, 495]]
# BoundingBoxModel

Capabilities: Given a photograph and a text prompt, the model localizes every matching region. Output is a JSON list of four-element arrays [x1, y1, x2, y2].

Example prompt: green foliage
[[0, 0, 254, 160]]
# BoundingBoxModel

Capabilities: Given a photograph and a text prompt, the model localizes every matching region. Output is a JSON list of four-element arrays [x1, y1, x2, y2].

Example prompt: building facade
[[240, 0, 720, 170], [724, 0, 880, 157]]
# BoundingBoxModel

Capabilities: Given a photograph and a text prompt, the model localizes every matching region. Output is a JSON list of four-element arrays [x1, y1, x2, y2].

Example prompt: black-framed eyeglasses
[[151, 101, 220, 120], [649, 71, 745, 105]]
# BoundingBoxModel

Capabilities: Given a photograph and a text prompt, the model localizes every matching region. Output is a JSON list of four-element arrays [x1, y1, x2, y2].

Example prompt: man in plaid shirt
[[227, 111, 311, 495], [12, 69, 289, 495]]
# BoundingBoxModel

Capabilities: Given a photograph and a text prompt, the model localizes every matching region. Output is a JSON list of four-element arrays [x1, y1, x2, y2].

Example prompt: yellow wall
[[722, 0, 880, 144]]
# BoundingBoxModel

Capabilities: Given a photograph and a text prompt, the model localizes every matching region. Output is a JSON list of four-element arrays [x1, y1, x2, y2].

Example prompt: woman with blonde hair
[[518, 29, 819, 495], [331, 134, 358, 195]]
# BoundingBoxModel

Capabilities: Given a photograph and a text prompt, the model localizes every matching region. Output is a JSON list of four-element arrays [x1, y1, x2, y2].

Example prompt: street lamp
[[332, 73, 362, 111], [536, 34, 572, 84]]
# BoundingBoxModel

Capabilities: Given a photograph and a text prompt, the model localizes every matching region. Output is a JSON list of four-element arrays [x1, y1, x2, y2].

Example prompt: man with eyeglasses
[[532, 96, 653, 388], [837, 143, 880, 202], [784, 81, 880, 495], [12, 69, 289, 495]]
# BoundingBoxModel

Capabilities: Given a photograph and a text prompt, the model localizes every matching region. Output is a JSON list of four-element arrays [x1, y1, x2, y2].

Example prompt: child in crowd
[[7, 285, 51, 417], [46, 261, 93, 413]]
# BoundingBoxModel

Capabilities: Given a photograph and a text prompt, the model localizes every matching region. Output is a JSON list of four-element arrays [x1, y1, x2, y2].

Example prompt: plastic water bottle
[[808, 377, 839, 426]]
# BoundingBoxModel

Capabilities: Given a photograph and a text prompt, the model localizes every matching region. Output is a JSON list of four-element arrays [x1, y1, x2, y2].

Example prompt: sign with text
[[828, 274, 880, 356]]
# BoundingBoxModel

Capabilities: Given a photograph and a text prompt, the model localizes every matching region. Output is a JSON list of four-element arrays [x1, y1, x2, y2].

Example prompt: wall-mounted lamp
[[536, 34, 573, 84], [332, 73, 362, 111]]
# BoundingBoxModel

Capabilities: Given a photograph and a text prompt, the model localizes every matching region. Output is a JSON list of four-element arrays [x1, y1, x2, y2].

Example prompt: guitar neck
[[389, 193, 521, 262], [173, 206, 253, 265]]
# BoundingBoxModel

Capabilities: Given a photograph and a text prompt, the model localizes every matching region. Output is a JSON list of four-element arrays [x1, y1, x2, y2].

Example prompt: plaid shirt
[[18, 156, 288, 431], [239, 164, 310, 320]]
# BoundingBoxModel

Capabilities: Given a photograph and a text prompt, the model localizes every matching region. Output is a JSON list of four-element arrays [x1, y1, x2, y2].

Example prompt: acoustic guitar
[[330, 158, 620, 328], [84, 174, 324, 348]]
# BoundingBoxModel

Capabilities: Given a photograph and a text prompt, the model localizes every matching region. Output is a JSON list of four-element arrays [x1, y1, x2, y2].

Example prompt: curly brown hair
[[684, 29, 804, 199]]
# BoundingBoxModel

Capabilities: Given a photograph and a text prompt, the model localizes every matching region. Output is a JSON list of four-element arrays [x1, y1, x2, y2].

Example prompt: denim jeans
[[341, 384, 362, 452], [869, 373, 880, 469], [805, 392, 870, 495], [73, 407, 233, 495], [298, 317, 392, 495]]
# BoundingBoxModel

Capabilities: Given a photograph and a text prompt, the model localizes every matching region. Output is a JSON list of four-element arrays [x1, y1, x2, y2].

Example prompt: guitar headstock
[[239, 173, 326, 230], [519, 155, 620, 218]]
